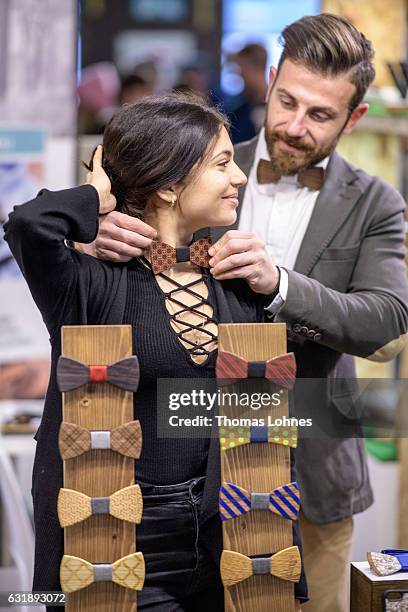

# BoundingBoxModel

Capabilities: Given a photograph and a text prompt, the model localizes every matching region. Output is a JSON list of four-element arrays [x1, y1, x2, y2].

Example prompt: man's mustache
[[268, 131, 315, 153]]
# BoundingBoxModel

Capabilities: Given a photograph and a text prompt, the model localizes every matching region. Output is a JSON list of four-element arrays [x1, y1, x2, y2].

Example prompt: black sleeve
[[4, 185, 100, 336]]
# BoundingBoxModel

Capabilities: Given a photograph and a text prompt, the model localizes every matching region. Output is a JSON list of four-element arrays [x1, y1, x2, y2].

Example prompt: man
[[76, 14, 408, 611]]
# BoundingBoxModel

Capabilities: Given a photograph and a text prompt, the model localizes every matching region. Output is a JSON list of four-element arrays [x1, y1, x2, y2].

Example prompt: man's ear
[[343, 103, 369, 134], [265, 66, 277, 102]]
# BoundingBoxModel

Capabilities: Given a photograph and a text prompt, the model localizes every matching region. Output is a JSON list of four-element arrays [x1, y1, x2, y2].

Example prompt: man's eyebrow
[[277, 88, 338, 116], [211, 149, 232, 160]]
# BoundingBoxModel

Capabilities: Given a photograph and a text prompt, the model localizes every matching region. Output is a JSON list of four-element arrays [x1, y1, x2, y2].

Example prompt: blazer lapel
[[293, 151, 364, 276]]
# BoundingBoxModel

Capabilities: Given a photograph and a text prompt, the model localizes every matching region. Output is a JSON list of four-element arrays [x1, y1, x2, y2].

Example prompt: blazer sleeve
[[4, 185, 100, 337], [279, 191, 408, 359]]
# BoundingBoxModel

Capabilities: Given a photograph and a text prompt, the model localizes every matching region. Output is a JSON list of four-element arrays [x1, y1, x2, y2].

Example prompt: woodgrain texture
[[218, 323, 296, 612], [62, 325, 137, 612]]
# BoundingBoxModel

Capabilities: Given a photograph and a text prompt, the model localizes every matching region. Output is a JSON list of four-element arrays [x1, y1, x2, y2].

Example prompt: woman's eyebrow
[[211, 149, 232, 161]]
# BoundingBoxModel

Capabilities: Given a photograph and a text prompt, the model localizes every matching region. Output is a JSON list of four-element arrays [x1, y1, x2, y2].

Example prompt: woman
[[5, 93, 306, 610]]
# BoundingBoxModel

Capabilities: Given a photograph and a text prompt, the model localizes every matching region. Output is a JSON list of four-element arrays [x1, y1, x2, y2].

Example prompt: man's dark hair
[[101, 92, 229, 217], [277, 13, 375, 110]]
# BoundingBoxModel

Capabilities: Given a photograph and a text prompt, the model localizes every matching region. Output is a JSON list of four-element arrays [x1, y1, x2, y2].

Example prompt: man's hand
[[85, 145, 116, 215], [79, 211, 158, 262], [208, 230, 280, 295]]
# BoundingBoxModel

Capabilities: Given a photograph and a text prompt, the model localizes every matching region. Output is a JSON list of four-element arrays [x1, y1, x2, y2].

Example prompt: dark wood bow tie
[[149, 237, 212, 274], [257, 158, 325, 191]]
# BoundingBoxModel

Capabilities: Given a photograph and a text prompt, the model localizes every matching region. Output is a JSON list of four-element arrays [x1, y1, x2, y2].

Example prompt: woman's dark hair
[[100, 92, 229, 217]]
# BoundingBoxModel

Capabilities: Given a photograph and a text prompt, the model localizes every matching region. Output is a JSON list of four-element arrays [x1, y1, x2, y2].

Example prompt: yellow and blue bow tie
[[220, 424, 298, 452], [219, 481, 299, 522]]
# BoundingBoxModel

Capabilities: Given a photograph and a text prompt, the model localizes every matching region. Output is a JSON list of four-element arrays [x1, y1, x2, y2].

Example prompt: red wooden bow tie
[[216, 350, 296, 389], [56, 355, 140, 392], [149, 237, 212, 274], [257, 158, 325, 191]]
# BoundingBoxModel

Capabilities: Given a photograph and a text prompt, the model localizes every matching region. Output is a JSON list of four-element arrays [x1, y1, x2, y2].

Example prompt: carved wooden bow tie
[[367, 550, 408, 576], [216, 350, 296, 389], [219, 481, 299, 522], [221, 547, 301, 587], [57, 484, 143, 527], [56, 355, 140, 392], [60, 552, 145, 593], [59, 420, 142, 460], [220, 424, 298, 451], [257, 158, 325, 191], [149, 237, 212, 274]]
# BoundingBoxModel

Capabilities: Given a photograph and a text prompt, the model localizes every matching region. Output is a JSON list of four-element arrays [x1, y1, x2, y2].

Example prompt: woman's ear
[[156, 186, 179, 207]]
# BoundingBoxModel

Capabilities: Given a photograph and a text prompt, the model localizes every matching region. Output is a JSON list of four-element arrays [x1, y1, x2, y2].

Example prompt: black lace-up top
[[124, 258, 218, 485]]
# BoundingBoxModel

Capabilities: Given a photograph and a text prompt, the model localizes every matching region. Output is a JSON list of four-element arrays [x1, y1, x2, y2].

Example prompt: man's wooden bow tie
[[57, 484, 143, 527], [216, 350, 296, 389], [58, 420, 142, 460], [60, 552, 145, 593], [367, 550, 408, 576], [257, 158, 325, 191], [149, 237, 212, 274], [220, 424, 298, 451], [56, 355, 140, 392], [219, 481, 299, 522], [221, 547, 301, 587]]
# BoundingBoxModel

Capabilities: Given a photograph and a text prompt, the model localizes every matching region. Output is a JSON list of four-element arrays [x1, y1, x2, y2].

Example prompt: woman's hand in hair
[[85, 145, 117, 215], [208, 230, 280, 295]]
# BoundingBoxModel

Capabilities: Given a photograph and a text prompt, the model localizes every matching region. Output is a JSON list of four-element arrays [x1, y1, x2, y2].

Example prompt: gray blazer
[[211, 137, 408, 523]]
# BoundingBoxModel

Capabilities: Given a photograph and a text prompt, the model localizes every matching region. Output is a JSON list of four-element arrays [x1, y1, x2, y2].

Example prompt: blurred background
[[0, 1, 407, 610]]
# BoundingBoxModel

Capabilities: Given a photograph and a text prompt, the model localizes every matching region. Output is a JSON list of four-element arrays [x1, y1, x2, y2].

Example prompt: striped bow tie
[[60, 552, 145, 593], [221, 547, 301, 587], [149, 237, 212, 274], [216, 350, 296, 389], [56, 355, 140, 392], [257, 158, 325, 191], [57, 485, 143, 527], [219, 481, 299, 522], [220, 424, 298, 451], [367, 550, 408, 576], [59, 420, 142, 460]]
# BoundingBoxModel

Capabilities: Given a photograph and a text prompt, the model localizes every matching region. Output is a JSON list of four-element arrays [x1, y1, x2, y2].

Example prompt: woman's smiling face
[[175, 126, 247, 231]]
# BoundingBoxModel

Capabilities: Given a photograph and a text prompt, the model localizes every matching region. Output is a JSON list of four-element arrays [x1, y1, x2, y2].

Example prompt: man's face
[[264, 59, 367, 175]]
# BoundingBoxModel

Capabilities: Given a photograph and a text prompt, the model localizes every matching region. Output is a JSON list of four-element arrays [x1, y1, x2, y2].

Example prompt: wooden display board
[[61, 325, 136, 612], [218, 323, 296, 612]]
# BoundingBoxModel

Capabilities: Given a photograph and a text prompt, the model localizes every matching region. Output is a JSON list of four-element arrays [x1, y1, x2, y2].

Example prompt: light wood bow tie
[[60, 552, 145, 593], [220, 424, 298, 451], [149, 237, 212, 274], [367, 550, 408, 576], [58, 420, 142, 460], [219, 481, 299, 522], [257, 158, 325, 191], [57, 485, 142, 527], [221, 547, 301, 587]]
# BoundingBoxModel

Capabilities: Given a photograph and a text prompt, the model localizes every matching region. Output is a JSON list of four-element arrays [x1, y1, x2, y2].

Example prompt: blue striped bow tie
[[219, 481, 300, 522]]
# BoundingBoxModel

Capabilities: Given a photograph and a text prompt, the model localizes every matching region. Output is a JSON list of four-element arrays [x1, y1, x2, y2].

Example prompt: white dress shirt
[[238, 128, 329, 314]]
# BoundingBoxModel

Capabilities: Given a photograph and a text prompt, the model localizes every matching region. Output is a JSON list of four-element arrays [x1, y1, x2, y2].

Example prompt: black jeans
[[136, 476, 224, 611]]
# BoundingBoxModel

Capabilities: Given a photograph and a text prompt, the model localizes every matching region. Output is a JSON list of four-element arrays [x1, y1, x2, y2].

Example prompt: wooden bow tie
[[220, 424, 298, 451], [56, 355, 140, 392], [57, 484, 143, 527], [216, 350, 296, 389], [59, 420, 142, 460], [219, 481, 299, 522], [257, 158, 325, 191], [221, 547, 301, 587], [149, 237, 212, 274], [367, 550, 408, 576], [60, 552, 145, 593]]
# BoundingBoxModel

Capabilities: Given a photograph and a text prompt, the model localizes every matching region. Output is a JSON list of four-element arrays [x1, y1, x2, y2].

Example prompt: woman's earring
[[170, 195, 177, 208]]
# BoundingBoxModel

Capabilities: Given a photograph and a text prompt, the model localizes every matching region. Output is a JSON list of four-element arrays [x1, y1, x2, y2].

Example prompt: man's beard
[[264, 127, 339, 176]]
